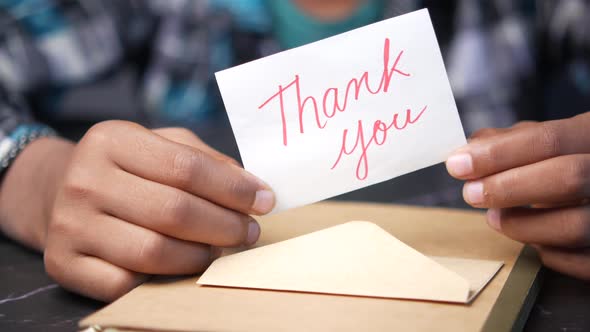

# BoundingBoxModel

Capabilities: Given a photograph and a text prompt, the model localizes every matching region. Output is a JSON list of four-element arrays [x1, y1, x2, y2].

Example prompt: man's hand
[[446, 112, 590, 281], [0, 120, 275, 302]]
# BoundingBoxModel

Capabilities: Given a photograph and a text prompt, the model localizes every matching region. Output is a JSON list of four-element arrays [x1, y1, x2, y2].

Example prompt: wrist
[[0, 137, 74, 251]]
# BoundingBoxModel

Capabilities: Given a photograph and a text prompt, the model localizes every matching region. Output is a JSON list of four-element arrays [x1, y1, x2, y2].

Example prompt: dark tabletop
[[1, 112, 590, 332]]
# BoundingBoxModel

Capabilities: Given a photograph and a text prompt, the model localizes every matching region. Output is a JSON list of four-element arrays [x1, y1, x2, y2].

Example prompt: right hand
[[43, 121, 275, 301]]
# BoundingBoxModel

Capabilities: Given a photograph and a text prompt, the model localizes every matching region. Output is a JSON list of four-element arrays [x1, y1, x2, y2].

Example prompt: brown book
[[80, 201, 542, 332]]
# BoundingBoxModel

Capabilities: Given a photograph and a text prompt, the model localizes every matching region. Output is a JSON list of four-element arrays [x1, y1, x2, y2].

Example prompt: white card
[[216, 9, 465, 213]]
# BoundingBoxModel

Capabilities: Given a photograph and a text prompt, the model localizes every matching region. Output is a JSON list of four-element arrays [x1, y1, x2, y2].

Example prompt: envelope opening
[[197, 221, 503, 304]]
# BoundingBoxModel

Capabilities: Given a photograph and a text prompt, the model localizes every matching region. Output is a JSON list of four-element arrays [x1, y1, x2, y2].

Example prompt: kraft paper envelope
[[198, 221, 503, 303]]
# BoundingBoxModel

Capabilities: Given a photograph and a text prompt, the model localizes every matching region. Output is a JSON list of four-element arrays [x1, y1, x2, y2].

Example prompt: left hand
[[446, 112, 590, 281]]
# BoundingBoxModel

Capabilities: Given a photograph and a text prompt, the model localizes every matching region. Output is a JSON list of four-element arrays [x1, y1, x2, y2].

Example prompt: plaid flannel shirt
[[0, 0, 588, 175]]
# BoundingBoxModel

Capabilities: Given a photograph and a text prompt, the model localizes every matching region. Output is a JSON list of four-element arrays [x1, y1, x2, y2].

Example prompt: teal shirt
[[266, 0, 383, 49]]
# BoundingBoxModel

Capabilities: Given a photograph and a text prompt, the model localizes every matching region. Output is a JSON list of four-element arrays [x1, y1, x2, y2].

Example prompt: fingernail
[[246, 221, 260, 245], [446, 153, 473, 177], [252, 190, 275, 214], [463, 181, 484, 205], [486, 209, 502, 231]]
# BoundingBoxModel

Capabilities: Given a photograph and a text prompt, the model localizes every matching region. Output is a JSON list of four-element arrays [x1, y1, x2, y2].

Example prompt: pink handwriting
[[258, 37, 428, 180], [331, 106, 428, 180]]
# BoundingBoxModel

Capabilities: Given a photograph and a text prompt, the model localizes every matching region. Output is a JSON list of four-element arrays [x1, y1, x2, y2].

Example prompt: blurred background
[[0, 0, 588, 208]]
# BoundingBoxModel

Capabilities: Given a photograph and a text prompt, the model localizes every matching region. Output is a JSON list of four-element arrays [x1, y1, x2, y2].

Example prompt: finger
[[80, 214, 214, 275], [99, 170, 260, 247], [153, 128, 240, 166], [531, 198, 590, 209], [446, 113, 590, 179], [509, 120, 538, 130], [486, 207, 590, 247], [462, 154, 590, 208], [84, 121, 274, 215], [56, 256, 147, 303], [469, 122, 538, 142], [534, 246, 590, 281], [468, 127, 509, 141], [44, 248, 147, 302]]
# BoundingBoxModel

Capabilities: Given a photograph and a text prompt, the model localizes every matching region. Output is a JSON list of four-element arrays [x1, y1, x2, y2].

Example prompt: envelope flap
[[198, 221, 471, 303]]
